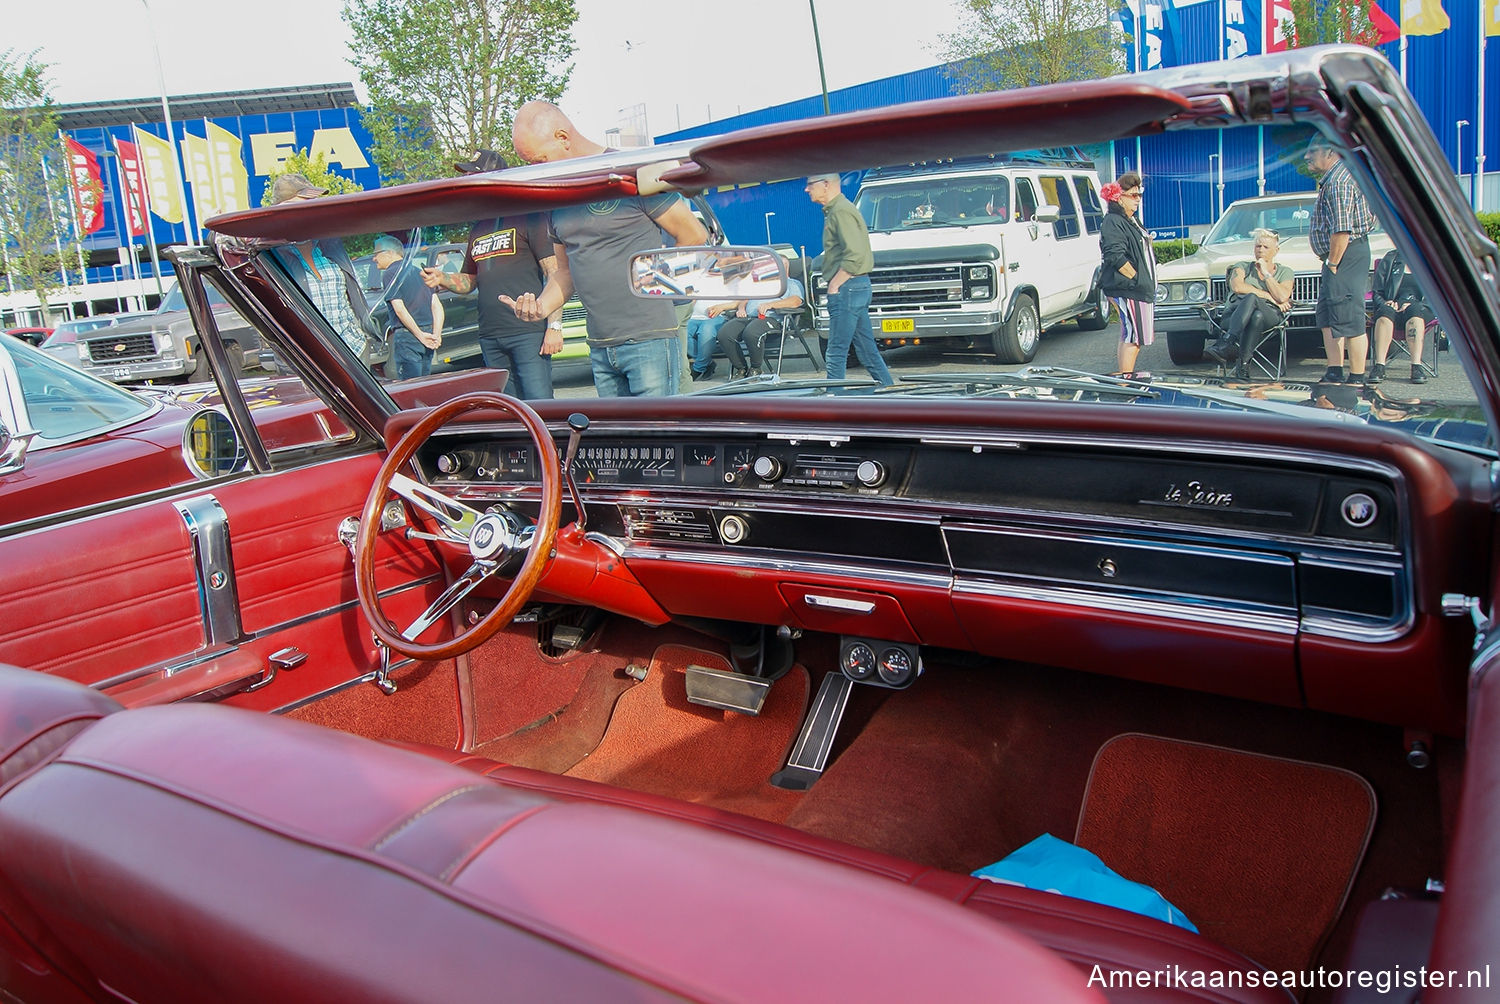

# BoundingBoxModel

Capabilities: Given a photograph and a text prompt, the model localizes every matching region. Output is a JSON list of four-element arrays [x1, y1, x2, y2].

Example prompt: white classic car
[[1155, 193, 1392, 363]]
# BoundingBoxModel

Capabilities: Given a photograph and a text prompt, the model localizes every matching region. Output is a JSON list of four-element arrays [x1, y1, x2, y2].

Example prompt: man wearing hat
[[267, 172, 374, 360], [1306, 139, 1376, 384], [421, 149, 561, 399], [805, 173, 894, 387]]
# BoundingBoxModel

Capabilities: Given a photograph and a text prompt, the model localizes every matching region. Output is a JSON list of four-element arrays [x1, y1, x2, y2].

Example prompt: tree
[[259, 149, 365, 206], [937, 0, 1126, 93], [341, 0, 577, 184], [1280, 0, 1388, 48], [0, 49, 87, 327]]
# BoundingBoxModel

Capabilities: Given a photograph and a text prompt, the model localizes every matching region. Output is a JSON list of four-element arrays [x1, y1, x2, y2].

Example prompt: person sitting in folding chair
[[1204, 229, 1294, 370], [715, 272, 806, 379], [1368, 248, 1433, 385]]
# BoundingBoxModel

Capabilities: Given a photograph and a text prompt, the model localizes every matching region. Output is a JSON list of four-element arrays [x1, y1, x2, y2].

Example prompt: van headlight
[[1186, 281, 1208, 302]]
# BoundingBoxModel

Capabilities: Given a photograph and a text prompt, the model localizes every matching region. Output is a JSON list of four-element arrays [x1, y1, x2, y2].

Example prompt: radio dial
[[718, 514, 749, 543], [752, 456, 783, 482], [856, 460, 886, 487]]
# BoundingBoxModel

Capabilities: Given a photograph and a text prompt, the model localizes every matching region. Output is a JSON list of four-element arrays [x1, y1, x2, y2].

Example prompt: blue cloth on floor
[[972, 833, 1198, 932]]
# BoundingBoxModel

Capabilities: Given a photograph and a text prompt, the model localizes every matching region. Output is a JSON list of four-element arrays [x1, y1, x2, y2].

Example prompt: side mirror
[[1035, 205, 1061, 223], [183, 409, 247, 479], [629, 245, 787, 300]]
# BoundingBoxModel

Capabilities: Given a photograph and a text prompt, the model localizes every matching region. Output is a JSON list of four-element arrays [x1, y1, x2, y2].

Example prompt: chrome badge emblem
[[472, 523, 495, 549], [1341, 493, 1378, 528]]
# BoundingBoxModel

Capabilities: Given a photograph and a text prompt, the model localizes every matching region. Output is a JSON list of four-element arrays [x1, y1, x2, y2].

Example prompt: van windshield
[[856, 176, 1011, 231]]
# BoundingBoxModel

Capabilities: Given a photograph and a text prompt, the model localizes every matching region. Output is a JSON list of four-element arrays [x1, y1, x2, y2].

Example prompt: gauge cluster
[[421, 435, 906, 494], [840, 637, 922, 689]]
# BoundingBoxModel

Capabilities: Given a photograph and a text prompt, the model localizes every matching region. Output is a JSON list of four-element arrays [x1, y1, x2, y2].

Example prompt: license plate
[[111, 367, 133, 379], [881, 319, 915, 333]]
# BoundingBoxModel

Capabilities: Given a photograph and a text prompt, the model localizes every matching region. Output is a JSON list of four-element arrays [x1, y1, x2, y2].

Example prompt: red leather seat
[[398, 743, 1292, 1003], [0, 666, 1096, 1003]]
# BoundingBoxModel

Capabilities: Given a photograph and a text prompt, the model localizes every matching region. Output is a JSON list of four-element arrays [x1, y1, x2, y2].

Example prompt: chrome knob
[[856, 460, 886, 487], [752, 455, 783, 482], [436, 451, 473, 475], [719, 514, 749, 544]]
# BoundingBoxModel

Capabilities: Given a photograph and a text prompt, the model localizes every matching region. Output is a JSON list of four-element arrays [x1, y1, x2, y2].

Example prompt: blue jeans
[[478, 329, 554, 400], [590, 337, 680, 397], [686, 315, 727, 373], [824, 275, 894, 386], [391, 330, 433, 380]]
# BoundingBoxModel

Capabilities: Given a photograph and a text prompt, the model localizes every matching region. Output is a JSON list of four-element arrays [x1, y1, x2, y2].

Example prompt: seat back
[[0, 667, 1096, 1004]]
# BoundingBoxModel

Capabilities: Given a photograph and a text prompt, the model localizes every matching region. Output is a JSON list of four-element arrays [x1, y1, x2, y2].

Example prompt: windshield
[[246, 119, 1491, 458], [4, 336, 153, 444], [857, 175, 1011, 230]]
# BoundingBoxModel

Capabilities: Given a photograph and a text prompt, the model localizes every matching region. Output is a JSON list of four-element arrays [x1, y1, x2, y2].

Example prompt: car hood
[[1159, 233, 1395, 281], [869, 225, 1007, 250]]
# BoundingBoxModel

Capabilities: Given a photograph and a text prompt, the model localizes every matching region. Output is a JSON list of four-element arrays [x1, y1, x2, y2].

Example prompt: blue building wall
[[660, 1, 1492, 249], [63, 108, 379, 287]]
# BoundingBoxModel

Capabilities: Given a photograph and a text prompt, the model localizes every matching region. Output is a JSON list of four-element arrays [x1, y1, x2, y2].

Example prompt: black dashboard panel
[[416, 425, 1413, 638]]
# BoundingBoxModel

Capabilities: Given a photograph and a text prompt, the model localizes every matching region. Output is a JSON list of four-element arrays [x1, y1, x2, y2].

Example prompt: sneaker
[[730, 366, 748, 380], [1411, 365, 1428, 384], [1368, 363, 1386, 384], [1321, 366, 1344, 383], [689, 360, 717, 382], [1348, 370, 1369, 386]]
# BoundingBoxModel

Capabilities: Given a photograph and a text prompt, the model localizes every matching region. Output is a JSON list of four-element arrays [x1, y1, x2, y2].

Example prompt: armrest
[[104, 650, 268, 707]]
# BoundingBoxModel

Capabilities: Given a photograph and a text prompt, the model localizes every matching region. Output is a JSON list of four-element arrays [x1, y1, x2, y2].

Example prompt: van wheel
[[992, 294, 1039, 363], [1075, 286, 1110, 331], [1167, 330, 1207, 364]]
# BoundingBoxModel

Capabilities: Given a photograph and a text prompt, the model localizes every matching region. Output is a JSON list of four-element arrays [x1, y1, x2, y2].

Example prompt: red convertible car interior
[[2, 45, 1499, 1002]]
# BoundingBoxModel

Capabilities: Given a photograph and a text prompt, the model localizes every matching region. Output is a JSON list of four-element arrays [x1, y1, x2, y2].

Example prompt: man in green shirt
[[806, 173, 894, 386]]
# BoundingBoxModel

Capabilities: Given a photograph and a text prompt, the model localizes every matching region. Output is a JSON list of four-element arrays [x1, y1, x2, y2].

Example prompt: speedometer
[[574, 443, 680, 484]]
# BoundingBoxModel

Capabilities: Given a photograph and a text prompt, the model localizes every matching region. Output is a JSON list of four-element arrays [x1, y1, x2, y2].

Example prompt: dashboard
[[405, 417, 1479, 732]]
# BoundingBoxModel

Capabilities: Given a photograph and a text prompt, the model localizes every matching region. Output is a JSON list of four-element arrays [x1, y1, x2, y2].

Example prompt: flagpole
[[36, 156, 72, 293], [107, 150, 147, 312], [1479, 2, 1488, 211], [117, 129, 166, 297], [57, 132, 94, 314], [140, 0, 199, 246]]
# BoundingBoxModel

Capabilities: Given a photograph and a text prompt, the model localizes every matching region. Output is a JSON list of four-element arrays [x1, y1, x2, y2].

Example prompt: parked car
[[0, 331, 244, 524], [2, 326, 51, 347], [73, 280, 266, 383], [3, 45, 1500, 1003], [37, 313, 146, 365], [812, 157, 1110, 363], [1155, 193, 1393, 363]]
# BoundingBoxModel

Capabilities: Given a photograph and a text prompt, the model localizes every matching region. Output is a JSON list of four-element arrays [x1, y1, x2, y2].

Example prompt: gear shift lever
[[562, 412, 589, 533]]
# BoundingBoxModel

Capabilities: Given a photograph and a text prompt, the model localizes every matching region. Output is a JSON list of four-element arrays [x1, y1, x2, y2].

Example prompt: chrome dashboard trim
[[620, 544, 954, 589], [950, 577, 1301, 636]]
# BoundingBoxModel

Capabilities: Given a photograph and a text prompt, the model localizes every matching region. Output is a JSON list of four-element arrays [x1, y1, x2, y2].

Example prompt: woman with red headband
[[1098, 172, 1155, 377]]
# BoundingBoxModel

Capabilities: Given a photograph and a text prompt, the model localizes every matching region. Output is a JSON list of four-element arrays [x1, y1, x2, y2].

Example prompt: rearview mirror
[[629, 246, 787, 300]]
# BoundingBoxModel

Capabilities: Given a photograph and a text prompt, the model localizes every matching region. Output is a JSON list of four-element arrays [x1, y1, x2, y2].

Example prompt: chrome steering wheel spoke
[[389, 472, 481, 541], [401, 559, 500, 641]]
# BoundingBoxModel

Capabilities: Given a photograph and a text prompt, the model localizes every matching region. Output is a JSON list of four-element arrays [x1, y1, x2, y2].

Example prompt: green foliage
[[1280, 0, 1386, 48], [0, 49, 84, 325], [1153, 239, 1199, 263], [259, 150, 365, 207], [341, 0, 578, 184], [938, 0, 1125, 93], [1478, 212, 1500, 245]]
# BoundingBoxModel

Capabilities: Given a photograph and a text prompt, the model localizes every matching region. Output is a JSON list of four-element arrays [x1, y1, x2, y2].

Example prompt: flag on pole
[[133, 126, 185, 224], [180, 131, 217, 221], [205, 121, 251, 215], [61, 137, 105, 236], [1266, 0, 1294, 52], [1485, 0, 1500, 36], [1225, 0, 1263, 59], [1402, 0, 1450, 36], [113, 136, 149, 238], [1368, 3, 1401, 44]]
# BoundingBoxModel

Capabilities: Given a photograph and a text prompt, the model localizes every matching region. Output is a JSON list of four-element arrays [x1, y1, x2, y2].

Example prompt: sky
[[6, 0, 968, 142]]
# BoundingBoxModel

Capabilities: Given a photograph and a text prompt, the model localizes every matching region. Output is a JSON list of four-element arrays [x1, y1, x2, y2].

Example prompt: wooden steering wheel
[[354, 392, 561, 660]]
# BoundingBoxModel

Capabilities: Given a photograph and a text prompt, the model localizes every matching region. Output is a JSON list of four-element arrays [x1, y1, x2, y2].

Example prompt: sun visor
[[206, 171, 641, 241], [663, 82, 1192, 189]]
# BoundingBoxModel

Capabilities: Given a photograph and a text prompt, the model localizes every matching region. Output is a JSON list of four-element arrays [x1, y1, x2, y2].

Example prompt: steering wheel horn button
[[469, 512, 512, 560]]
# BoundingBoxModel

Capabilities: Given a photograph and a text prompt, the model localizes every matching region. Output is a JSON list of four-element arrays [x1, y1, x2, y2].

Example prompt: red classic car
[[2, 45, 1498, 1002]]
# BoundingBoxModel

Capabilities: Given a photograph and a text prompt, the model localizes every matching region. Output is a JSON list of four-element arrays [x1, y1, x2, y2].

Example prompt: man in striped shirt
[[1307, 139, 1376, 384]]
